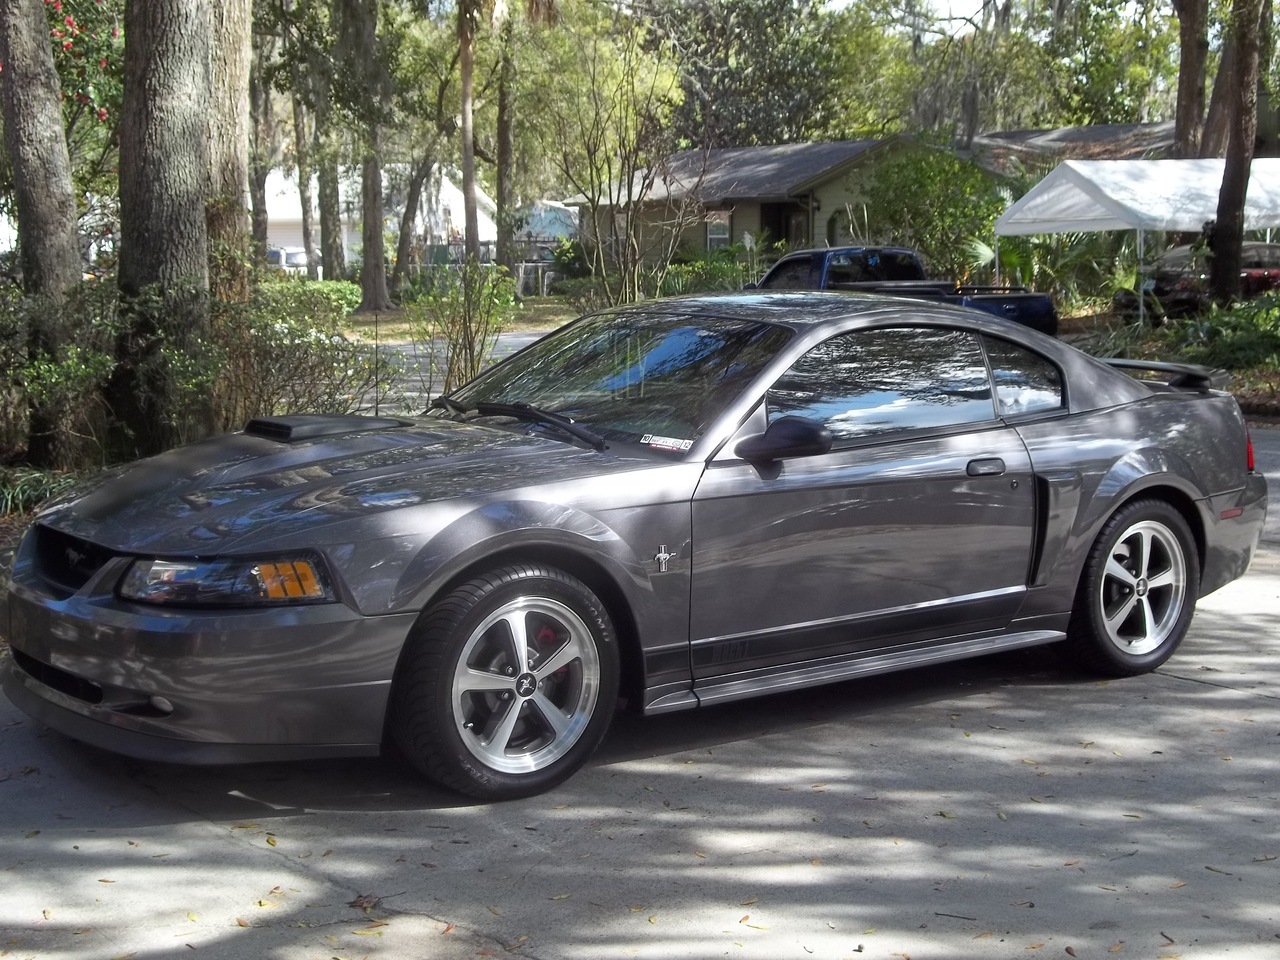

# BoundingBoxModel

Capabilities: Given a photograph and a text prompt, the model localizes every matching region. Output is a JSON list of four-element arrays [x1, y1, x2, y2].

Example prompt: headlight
[[118, 555, 334, 606]]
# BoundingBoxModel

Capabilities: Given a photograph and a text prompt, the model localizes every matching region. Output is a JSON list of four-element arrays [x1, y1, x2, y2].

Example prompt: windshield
[[443, 310, 792, 454]]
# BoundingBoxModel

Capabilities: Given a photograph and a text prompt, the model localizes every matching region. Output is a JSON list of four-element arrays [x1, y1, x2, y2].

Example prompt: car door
[[689, 325, 1037, 682]]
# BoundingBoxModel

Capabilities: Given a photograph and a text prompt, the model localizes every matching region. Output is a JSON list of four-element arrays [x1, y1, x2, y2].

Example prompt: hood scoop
[[243, 414, 413, 443]]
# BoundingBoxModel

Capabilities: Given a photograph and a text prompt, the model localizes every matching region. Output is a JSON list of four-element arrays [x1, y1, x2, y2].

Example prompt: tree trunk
[[292, 95, 320, 280], [1172, 0, 1209, 158], [317, 151, 346, 280], [1201, 36, 1235, 157], [113, 0, 212, 457], [249, 165, 269, 263], [391, 156, 432, 298], [357, 131, 392, 311], [249, 25, 280, 264], [1210, 0, 1265, 304], [459, 1, 481, 262], [0, 0, 82, 297], [0, 0, 85, 467], [207, 0, 252, 304], [495, 16, 516, 273]]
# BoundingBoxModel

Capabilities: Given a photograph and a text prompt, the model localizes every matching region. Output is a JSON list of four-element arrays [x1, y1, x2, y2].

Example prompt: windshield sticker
[[641, 434, 693, 452]]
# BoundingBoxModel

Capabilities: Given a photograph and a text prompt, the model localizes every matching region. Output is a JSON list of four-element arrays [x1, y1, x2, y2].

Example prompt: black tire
[[1064, 499, 1199, 677], [390, 564, 619, 800]]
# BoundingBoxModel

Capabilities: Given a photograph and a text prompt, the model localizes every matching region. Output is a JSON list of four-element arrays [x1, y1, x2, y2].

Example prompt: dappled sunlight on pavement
[[2, 538, 1278, 959]]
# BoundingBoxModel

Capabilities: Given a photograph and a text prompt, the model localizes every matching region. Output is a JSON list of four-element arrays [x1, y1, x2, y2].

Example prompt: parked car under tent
[[993, 158, 1280, 321]]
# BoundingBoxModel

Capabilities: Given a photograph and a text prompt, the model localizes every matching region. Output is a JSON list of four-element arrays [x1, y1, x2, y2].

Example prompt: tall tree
[[0, 0, 82, 297], [112, 0, 212, 456], [650, 0, 840, 147], [495, 0, 558, 273], [0, 0, 84, 467], [1172, 0, 1209, 157], [335, 0, 393, 310], [1211, 0, 1266, 302], [207, 0, 253, 302], [458, 0, 482, 260], [249, 18, 284, 263]]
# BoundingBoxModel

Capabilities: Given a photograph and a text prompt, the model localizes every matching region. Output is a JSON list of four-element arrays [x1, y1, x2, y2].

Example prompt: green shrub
[[212, 287, 395, 431], [405, 262, 516, 392], [1171, 294, 1280, 371], [549, 276, 610, 316], [254, 279, 362, 316], [0, 466, 81, 515], [0, 281, 123, 469], [653, 259, 748, 297]]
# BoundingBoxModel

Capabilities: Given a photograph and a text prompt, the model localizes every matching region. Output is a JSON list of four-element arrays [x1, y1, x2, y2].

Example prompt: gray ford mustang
[[0, 292, 1268, 799]]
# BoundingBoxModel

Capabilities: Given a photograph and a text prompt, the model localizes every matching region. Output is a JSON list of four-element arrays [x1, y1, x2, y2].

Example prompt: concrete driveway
[[3, 431, 1278, 960]]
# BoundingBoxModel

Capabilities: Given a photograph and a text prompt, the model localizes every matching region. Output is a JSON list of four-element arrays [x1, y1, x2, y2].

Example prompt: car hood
[[35, 417, 676, 555]]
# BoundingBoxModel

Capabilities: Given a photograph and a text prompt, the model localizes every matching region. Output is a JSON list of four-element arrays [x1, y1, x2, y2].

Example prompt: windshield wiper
[[474, 402, 608, 452], [429, 395, 469, 415]]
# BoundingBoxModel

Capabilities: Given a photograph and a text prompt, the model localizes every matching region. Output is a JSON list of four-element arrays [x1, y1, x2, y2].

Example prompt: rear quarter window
[[982, 336, 1064, 417]]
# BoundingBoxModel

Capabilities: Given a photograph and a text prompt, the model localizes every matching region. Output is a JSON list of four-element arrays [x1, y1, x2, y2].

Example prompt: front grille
[[33, 525, 116, 593], [11, 649, 104, 705]]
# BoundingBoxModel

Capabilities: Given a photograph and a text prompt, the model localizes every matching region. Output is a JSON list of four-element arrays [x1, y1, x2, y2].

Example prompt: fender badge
[[654, 545, 674, 573]]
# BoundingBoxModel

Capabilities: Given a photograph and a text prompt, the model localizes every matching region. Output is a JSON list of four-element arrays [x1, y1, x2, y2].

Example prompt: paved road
[[368, 333, 547, 415], [2, 431, 1278, 960]]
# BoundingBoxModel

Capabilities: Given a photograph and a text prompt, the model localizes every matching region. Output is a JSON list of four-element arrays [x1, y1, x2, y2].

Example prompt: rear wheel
[[391, 564, 619, 800], [1064, 499, 1199, 677]]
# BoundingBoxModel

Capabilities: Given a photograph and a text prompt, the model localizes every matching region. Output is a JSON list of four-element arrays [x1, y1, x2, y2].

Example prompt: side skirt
[[644, 629, 1065, 715]]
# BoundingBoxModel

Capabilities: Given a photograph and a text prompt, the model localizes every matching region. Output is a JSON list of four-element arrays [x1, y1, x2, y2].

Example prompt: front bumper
[[1, 545, 418, 764]]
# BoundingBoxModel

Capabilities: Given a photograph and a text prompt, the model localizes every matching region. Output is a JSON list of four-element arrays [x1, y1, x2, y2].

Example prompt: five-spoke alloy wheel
[[391, 564, 619, 800], [1066, 499, 1200, 676]]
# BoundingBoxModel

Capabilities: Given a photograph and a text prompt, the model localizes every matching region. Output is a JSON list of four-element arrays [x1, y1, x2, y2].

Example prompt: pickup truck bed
[[755, 247, 1059, 337]]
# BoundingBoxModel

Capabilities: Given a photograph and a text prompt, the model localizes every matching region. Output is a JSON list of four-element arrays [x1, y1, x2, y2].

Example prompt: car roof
[[603, 290, 1020, 336], [590, 291, 1154, 412]]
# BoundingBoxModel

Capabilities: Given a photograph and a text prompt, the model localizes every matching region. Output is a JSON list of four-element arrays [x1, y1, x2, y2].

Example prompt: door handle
[[967, 458, 1006, 477]]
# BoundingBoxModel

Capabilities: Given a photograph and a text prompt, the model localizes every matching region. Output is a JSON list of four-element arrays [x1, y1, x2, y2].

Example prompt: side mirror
[[735, 416, 833, 463], [742, 281, 758, 290]]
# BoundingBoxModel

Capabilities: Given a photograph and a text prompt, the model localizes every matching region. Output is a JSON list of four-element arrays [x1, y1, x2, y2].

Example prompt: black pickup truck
[[751, 246, 1058, 337]]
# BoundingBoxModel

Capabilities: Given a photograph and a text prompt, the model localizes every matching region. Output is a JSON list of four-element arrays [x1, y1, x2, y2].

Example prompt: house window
[[706, 210, 731, 251]]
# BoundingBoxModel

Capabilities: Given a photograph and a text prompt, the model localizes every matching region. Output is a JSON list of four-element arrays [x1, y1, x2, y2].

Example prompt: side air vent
[[243, 414, 411, 443]]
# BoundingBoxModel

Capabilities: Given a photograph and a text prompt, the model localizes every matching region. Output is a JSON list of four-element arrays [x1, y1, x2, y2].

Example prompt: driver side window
[[766, 327, 997, 441]]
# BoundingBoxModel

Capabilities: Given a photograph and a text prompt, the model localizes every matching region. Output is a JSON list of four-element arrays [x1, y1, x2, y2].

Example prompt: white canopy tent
[[993, 158, 1280, 320], [995, 158, 1280, 237]]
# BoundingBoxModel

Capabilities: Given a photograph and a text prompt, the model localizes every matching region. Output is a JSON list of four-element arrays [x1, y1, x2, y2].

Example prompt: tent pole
[[1137, 229, 1145, 326]]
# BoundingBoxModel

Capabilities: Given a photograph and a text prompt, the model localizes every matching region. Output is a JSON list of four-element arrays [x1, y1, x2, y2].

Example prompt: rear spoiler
[[1102, 358, 1232, 391]]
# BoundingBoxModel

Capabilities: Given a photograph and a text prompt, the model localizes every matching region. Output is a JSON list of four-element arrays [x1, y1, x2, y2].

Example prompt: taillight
[[1246, 429, 1256, 472]]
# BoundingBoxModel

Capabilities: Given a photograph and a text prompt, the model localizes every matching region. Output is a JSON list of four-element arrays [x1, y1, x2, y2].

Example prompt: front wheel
[[1063, 499, 1199, 677], [391, 564, 619, 800]]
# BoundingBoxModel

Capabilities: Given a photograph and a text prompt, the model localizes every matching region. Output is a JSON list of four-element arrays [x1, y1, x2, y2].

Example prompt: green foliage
[[211, 283, 394, 432], [0, 281, 123, 467], [652, 0, 841, 147], [404, 263, 517, 391], [551, 276, 611, 315], [47, 0, 125, 249], [549, 239, 591, 279], [253, 279, 363, 316], [0, 278, 394, 471], [967, 231, 1132, 309], [653, 258, 748, 297], [1170, 294, 1280, 371], [850, 148, 1005, 280], [0, 466, 81, 516]]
